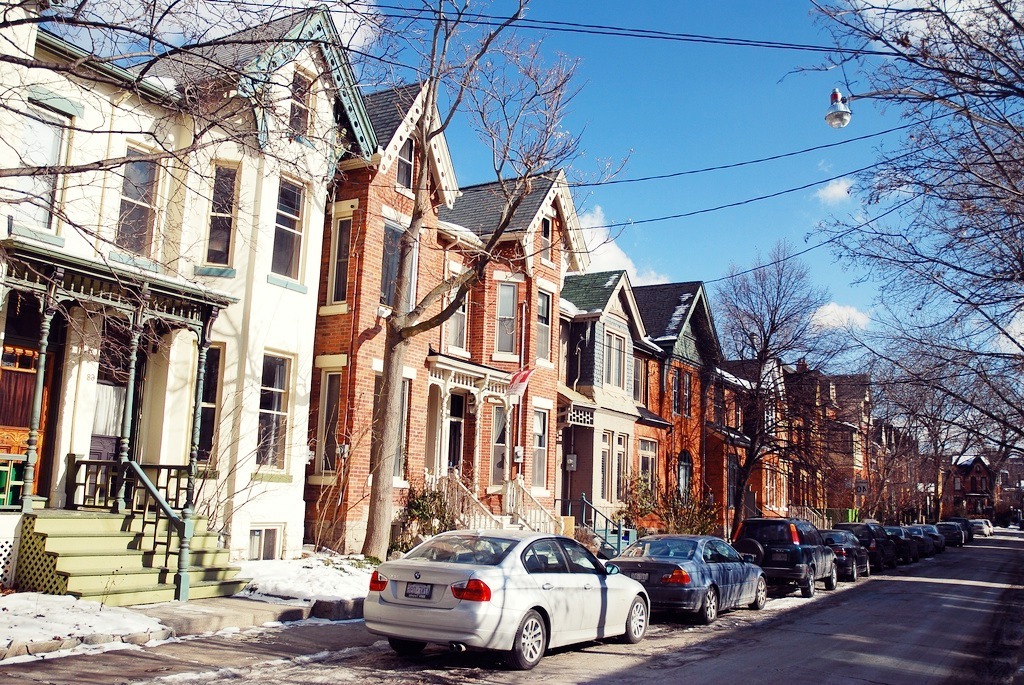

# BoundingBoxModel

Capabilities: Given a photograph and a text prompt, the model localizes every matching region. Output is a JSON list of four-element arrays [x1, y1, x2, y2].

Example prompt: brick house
[[827, 374, 873, 518], [944, 455, 998, 517], [781, 361, 833, 527]]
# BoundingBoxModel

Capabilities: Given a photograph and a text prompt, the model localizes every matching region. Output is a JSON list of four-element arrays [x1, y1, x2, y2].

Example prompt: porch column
[[22, 277, 61, 512], [177, 329, 210, 602], [471, 390, 483, 493], [113, 291, 148, 514]]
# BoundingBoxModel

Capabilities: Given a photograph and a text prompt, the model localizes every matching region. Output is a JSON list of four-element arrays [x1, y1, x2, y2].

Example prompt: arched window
[[677, 451, 693, 503], [397, 138, 414, 189]]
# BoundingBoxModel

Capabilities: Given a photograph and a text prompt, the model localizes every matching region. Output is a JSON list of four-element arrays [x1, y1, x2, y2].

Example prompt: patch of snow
[[237, 555, 374, 603]]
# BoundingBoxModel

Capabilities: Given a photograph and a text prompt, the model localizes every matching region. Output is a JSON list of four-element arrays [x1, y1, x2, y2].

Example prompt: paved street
[[3, 529, 1023, 685]]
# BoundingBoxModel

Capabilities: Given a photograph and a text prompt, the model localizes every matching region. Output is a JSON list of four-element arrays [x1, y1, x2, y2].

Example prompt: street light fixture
[[825, 87, 852, 129]]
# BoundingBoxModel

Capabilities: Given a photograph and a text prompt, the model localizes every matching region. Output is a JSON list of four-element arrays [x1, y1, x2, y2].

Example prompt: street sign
[[855, 479, 869, 495]]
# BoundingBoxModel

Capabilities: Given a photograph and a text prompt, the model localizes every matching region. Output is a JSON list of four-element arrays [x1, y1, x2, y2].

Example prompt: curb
[[311, 597, 363, 620], [0, 628, 175, 661]]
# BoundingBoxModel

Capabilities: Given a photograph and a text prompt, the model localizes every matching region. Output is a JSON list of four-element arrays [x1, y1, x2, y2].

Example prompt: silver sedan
[[363, 529, 649, 670]]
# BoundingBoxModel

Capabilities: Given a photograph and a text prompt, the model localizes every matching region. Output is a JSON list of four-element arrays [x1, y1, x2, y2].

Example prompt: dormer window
[[539, 217, 552, 261], [397, 138, 414, 189], [289, 72, 312, 137]]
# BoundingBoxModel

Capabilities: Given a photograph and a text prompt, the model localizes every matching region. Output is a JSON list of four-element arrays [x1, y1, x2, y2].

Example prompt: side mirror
[[605, 563, 620, 575], [741, 553, 755, 564]]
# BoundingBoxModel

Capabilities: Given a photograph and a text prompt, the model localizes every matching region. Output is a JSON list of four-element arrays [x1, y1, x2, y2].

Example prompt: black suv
[[942, 516, 975, 543], [833, 521, 897, 572], [734, 518, 837, 598]]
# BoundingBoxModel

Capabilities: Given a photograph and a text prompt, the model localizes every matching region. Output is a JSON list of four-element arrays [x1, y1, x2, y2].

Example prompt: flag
[[507, 367, 535, 397]]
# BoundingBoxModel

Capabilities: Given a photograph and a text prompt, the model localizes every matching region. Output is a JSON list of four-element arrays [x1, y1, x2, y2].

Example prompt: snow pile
[[0, 593, 166, 647], [237, 554, 375, 603]]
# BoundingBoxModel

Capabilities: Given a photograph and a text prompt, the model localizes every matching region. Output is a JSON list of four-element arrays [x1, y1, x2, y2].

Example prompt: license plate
[[772, 552, 788, 561], [630, 572, 649, 582], [405, 582, 432, 599]]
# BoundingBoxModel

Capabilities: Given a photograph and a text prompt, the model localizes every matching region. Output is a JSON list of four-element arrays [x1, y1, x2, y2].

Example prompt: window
[[639, 439, 657, 490], [672, 369, 681, 414], [714, 382, 725, 425], [600, 431, 612, 500], [491, 405, 507, 485], [496, 282, 518, 354], [678, 451, 692, 503], [381, 222, 417, 310], [733, 395, 743, 429], [397, 138, 414, 189], [372, 376, 411, 479], [448, 394, 466, 471], [447, 298, 467, 350], [330, 218, 351, 303], [633, 357, 647, 403], [13, 105, 66, 230], [604, 331, 625, 388], [289, 71, 312, 136], [683, 372, 692, 416], [197, 346, 223, 464], [257, 355, 289, 468], [116, 149, 158, 254], [539, 217, 552, 261], [206, 165, 237, 265], [533, 410, 548, 488], [319, 372, 342, 472], [536, 291, 552, 361], [727, 454, 740, 508], [272, 179, 304, 279], [248, 527, 280, 560], [616, 433, 629, 500]]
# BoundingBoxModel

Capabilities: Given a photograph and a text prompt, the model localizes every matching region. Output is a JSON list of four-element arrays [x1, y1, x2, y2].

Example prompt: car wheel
[[864, 560, 871, 578], [388, 637, 426, 657], [699, 586, 719, 624], [849, 563, 858, 582], [824, 564, 838, 591], [750, 576, 767, 610], [622, 596, 648, 644], [800, 572, 816, 598], [507, 610, 546, 670]]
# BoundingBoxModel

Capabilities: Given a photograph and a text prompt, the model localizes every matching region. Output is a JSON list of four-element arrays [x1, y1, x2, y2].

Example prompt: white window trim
[[328, 216, 353, 305], [535, 288, 554, 365], [271, 176, 307, 282], [494, 281, 519, 358], [257, 352, 294, 471]]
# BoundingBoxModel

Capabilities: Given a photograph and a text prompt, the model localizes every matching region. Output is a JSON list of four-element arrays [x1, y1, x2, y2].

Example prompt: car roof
[[438, 529, 553, 542], [638, 533, 715, 542]]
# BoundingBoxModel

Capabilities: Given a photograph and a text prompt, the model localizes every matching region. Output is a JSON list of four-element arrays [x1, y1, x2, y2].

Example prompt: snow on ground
[[237, 555, 375, 604]]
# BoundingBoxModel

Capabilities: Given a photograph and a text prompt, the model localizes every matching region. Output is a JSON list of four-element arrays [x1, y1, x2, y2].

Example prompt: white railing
[[506, 475, 563, 534], [790, 505, 832, 530], [431, 473, 504, 530]]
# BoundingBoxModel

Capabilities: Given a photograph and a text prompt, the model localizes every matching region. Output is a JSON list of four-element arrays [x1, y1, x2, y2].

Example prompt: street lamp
[[825, 88, 852, 129]]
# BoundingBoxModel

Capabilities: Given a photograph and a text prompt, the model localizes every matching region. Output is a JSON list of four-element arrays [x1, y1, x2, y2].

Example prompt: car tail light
[[833, 548, 847, 557], [369, 571, 388, 592], [661, 568, 692, 585], [451, 579, 492, 602], [789, 523, 800, 545], [868, 539, 877, 551]]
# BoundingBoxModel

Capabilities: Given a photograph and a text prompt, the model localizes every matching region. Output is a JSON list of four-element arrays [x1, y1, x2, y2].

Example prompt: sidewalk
[[0, 595, 370, 684]]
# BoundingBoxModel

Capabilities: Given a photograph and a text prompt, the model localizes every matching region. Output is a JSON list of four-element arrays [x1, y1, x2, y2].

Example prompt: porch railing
[[428, 472, 504, 530], [0, 454, 26, 510], [557, 493, 635, 558], [790, 505, 832, 530], [505, 475, 563, 534]]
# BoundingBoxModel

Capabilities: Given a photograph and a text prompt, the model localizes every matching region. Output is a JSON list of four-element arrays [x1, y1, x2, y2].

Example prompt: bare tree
[[714, 241, 845, 536], [360, 1, 581, 559]]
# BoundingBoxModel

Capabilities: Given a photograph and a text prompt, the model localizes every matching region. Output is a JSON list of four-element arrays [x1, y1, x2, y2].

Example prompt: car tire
[[849, 563, 858, 582], [622, 596, 648, 644], [388, 637, 426, 657], [800, 572, 816, 598], [733, 538, 765, 565], [750, 576, 767, 610], [507, 610, 546, 670], [699, 586, 719, 624], [824, 564, 838, 591], [864, 560, 871, 578]]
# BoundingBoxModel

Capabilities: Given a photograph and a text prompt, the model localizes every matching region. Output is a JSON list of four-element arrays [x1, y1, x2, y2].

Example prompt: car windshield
[[885, 527, 904, 538], [906, 527, 922, 535], [741, 522, 792, 544], [404, 534, 518, 565], [923, 525, 939, 534], [620, 538, 697, 559], [822, 532, 847, 545], [836, 524, 870, 544]]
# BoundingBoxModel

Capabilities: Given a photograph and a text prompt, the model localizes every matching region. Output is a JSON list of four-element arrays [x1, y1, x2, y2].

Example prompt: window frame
[[536, 290, 552, 362], [533, 409, 548, 489], [271, 178, 305, 280], [496, 282, 518, 355], [447, 296, 468, 351], [15, 104, 68, 231], [672, 369, 681, 415], [539, 217, 552, 262], [116, 147, 159, 255], [317, 370, 344, 474], [604, 331, 625, 388], [205, 164, 239, 266], [380, 221, 417, 310], [197, 345, 223, 465], [615, 433, 629, 501], [397, 138, 414, 189], [639, 438, 657, 491], [683, 371, 692, 416], [329, 217, 352, 303], [288, 70, 312, 138], [248, 526, 281, 560], [257, 354, 291, 469], [372, 376, 412, 481], [678, 451, 692, 503], [491, 404, 507, 485]]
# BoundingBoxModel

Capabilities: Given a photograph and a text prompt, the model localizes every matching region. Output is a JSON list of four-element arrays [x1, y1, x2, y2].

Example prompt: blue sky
[[431, 1, 902, 328]]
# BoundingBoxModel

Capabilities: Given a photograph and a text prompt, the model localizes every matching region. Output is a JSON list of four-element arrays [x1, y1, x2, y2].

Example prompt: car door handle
[[583, 583, 594, 590], [542, 583, 554, 590]]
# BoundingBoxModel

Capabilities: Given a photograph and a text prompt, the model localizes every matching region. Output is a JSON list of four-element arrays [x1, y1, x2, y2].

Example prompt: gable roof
[[561, 270, 624, 315], [364, 83, 422, 149], [632, 282, 703, 341]]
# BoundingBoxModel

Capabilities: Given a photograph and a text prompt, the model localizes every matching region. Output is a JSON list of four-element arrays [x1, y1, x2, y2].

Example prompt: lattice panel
[[0, 537, 14, 588], [566, 406, 595, 427], [13, 515, 66, 595]]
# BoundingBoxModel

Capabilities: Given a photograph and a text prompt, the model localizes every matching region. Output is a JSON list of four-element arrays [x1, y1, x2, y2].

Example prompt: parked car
[[970, 519, 994, 537], [920, 524, 946, 553], [363, 530, 649, 670], [904, 525, 936, 557], [821, 529, 870, 581], [833, 521, 898, 572], [610, 534, 767, 624], [936, 521, 966, 547], [943, 516, 975, 543], [732, 518, 837, 598], [884, 526, 920, 563]]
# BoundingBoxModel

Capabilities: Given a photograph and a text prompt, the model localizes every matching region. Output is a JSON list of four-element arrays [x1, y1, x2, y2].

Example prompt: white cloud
[[578, 207, 668, 285], [813, 302, 870, 330], [815, 178, 853, 205]]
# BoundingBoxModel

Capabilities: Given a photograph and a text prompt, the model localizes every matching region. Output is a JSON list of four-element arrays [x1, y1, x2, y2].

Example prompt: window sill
[[195, 265, 237, 278], [319, 303, 349, 316], [251, 472, 293, 483], [110, 251, 159, 272], [394, 185, 414, 199], [531, 487, 551, 498], [309, 475, 338, 486], [267, 274, 309, 294], [535, 358, 555, 370], [9, 223, 65, 248], [486, 485, 504, 495], [393, 478, 409, 489], [446, 347, 471, 360], [540, 258, 556, 270], [492, 352, 520, 364]]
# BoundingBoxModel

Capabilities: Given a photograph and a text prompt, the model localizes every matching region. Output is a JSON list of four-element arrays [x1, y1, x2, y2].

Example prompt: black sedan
[[884, 526, 920, 563], [920, 524, 946, 553], [821, 529, 870, 581], [936, 521, 966, 547], [611, 535, 767, 625], [904, 525, 936, 557]]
